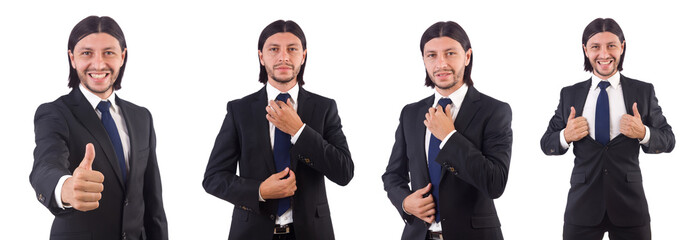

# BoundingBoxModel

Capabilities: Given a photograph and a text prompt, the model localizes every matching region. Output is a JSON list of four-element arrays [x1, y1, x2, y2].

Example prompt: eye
[[105, 51, 115, 55], [269, 47, 278, 52], [591, 46, 599, 49], [289, 47, 298, 51], [447, 51, 456, 56], [426, 53, 435, 58], [80, 51, 91, 56]]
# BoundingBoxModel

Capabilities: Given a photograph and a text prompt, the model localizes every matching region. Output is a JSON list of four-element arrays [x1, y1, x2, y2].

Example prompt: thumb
[[632, 102, 641, 118], [568, 106, 576, 120], [445, 104, 453, 117], [79, 143, 95, 170], [419, 183, 432, 193], [274, 167, 290, 178]]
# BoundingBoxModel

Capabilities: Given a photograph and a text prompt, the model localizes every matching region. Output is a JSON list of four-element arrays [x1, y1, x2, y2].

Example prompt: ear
[[301, 48, 307, 65], [68, 50, 76, 69], [120, 48, 127, 67], [621, 40, 625, 55], [465, 48, 472, 66], [258, 50, 264, 66]]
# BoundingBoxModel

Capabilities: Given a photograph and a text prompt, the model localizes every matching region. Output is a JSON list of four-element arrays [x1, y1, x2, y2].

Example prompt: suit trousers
[[563, 212, 650, 240]]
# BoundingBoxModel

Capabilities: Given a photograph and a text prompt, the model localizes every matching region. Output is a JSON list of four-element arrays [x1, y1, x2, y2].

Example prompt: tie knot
[[438, 98, 452, 110], [276, 93, 291, 102], [598, 81, 611, 90], [96, 101, 111, 113]]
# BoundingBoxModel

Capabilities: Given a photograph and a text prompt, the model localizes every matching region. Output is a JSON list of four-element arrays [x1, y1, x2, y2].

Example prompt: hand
[[424, 104, 455, 141], [620, 102, 646, 139], [266, 99, 304, 136], [61, 143, 104, 212], [403, 183, 436, 224], [564, 106, 589, 143], [259, 168, 297, 200]]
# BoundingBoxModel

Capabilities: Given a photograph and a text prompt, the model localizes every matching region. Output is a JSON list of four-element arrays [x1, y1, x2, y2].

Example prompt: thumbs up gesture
[[620, 102, 646, 139], [564, 106, 590, 143], [61, 143, 105, 211]]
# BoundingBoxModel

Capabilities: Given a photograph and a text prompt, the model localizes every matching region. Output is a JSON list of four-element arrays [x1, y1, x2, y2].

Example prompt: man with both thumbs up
[[30, 16, 167, 240], [540, 18, 675, 240]]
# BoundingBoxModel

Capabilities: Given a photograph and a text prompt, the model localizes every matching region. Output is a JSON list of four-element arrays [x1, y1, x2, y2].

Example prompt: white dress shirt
[[560, 73, 650, 149], [54, 85, 131, 209], [260, 83, 307, 226], [421, 84, 468, 231]]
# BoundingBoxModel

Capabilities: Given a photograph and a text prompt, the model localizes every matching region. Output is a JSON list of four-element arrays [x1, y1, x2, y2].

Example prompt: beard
[[267, 63, 299, 83], [430, 64, 466, 90], [592, 57, 618, 78], [78, 67, 117, 94]]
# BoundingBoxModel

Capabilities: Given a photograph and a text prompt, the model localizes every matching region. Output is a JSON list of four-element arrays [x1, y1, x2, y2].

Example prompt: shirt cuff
[[259, 187, 266, 202], [639, 125, 651, 145], [439, 130, 457, 149], [290, 124, 306, 144], [54, 175, 72, 209], [559, 129, 570, 149]]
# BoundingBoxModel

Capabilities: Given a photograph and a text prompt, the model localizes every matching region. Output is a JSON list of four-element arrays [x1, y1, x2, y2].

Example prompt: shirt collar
[[433, 84, 468, 108], [266, 83, 300, 104], [79, 84, 118, 111], [591, 72, 621, 90]]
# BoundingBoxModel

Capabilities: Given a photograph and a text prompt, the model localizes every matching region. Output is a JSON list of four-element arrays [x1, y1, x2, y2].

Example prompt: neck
[[594, 71, 618, 81], [81, 83, 112, 100], [268, 79, 297, 93]]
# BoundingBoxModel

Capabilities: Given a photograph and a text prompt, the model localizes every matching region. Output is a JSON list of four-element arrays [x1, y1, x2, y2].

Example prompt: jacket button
[[124, 199, 129, 206], [603, 169, 608, 175], [38, 193, 45, 203], [270, 215, 275, 220], [122, 232, 126, 240]]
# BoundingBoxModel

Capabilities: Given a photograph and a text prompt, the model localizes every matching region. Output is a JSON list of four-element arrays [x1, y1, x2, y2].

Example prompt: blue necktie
[[96, 101, 128, 183], [428, 97, 452, 223], [595, 81, 611, 145], [273, 93, 291, 216]]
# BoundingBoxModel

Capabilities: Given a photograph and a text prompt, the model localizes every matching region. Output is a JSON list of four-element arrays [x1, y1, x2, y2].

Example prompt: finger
[[75, 191, 102, 202], [286, 169, 296, 182], [435, 105, 444, 115], [79, 143, 95, 170], [266, 105, 278, 119], [423, 215, 435, 224], [277, 100, 291, 112], [445, 104, 453, 118], [632, 102, 641, 118], [418, 183, 432, 194], [568, 106, 576, 121], [74, 201, 100, 212], [274, 167, 290, 178]]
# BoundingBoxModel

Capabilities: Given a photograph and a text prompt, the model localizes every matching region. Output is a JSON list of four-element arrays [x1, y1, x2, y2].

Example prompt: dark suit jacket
[[383, 87, 512, 240], [203, 86, 354, 240], [540, 75, 675, 227], [30, 88, 168, 240]]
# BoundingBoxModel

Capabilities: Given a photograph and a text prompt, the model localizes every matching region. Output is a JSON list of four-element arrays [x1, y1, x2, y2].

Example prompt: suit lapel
[[65, 89, 126, 190], [253, 87, 277, 175], [413, 96, 432, 186], [573, 78, 592, 116], [116, 96, 135, 190], [293, 88, 314, 170], [620, 75, 637, 115]]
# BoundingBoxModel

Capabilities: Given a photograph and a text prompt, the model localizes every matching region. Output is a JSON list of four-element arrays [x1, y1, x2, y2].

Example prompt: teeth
[[90, 73, 107, 78], [598, 61, 611, 65]]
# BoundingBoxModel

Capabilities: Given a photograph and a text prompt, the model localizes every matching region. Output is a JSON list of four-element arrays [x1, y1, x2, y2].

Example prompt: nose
[[598, 46, 610, 58], [91, 52, 107, 70], [436, 54, 448, 69], [278, 48, 290, 63]]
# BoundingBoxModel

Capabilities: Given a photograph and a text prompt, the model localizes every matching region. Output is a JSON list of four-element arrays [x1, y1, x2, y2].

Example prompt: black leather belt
[[273, 223, 293, 235], [427, 230, 444, 240]]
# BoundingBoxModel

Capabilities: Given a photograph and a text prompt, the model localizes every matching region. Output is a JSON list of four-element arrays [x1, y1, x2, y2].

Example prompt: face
[[584, 32, 624, 79], [69, 33, 126, 99], [259, 32, 306, 85], [423, 37, 471, 92]]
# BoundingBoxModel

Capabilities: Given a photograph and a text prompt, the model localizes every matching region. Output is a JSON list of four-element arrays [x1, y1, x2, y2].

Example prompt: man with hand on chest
[[203, 20, 354, 240], [383, 21, 513, 240]]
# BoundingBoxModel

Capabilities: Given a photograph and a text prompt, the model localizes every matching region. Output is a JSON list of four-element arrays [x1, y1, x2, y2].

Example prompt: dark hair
[[420, 21, 473, 88], [257, 20, 307, 86], [67, 16, 127, 90], [582, 18, 625, 72]]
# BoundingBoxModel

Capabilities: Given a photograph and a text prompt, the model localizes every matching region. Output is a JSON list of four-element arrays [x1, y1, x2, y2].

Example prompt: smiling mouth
[[597, 60, 613, 66], [435, 71, 452, 78], [89, 73, 109, 79]]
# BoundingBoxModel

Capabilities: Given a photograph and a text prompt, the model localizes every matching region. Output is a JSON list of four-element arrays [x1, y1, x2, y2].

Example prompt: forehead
[[263, 32, 302, 48], [586, 32, 621, 44], [423, 37, 464, 51], [74, 32, 121, 50]]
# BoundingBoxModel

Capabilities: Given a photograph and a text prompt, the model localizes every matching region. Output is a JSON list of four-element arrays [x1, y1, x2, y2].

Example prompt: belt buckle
[[428, 231, 444, 240], [273, 225, 290, 234]]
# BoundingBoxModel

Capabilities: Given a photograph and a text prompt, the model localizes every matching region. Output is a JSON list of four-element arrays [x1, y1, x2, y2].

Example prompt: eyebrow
[[425, 48, 457, 53], [267, 43, 301, 47], [76, 46, 117, 51]]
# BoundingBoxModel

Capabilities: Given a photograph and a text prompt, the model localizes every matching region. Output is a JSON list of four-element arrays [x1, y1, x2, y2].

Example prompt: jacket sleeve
[[203, 102, 264, 213], [436, 102, 513, 199], [290, 99, 354, 186], [143, 109, 168, 240], [30, 103, 75, 216], [641, 84, 675, 154], [381, 107, 415, 223], [541, 87, 571, 156]]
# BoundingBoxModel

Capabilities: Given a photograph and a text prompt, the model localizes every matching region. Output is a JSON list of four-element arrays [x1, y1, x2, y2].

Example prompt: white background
[[1, 0, 694, 239]]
